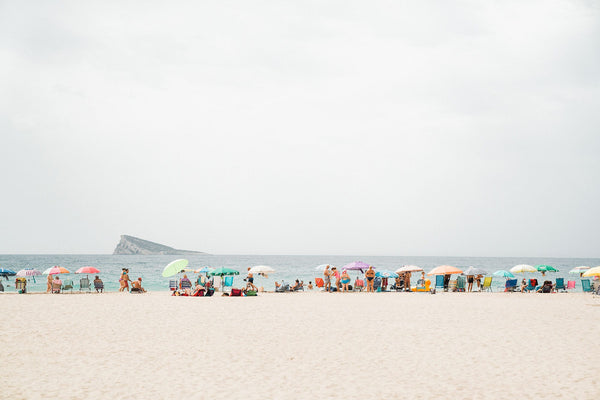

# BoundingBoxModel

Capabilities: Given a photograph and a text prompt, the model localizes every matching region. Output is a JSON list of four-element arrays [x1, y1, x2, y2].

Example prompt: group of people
[[119, 268, 146, 293]]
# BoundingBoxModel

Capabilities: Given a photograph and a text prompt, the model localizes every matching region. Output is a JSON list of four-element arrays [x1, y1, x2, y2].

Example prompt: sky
[[1, 0, 599, 256]]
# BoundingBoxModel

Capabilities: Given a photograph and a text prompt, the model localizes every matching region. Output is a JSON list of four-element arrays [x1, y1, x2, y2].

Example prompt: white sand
[[2, 291, 599, 399]]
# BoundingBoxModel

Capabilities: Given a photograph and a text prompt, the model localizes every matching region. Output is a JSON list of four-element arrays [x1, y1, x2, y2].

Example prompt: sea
[[1, 254, 598, 293]]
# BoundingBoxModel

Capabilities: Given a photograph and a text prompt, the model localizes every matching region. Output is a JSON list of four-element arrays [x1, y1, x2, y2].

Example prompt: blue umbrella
[[493, 270, 515, 278], [0, 268, 16, 278], [375, 270, 398, 278]]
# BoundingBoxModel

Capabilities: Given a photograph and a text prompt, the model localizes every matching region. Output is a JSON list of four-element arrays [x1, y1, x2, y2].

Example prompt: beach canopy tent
[[535, 265, 559, 273], [427, 265, 462, 276], [582, 267, 600, 278], [395, 265, 423, 273], [162, 259, 189, 278], [569, 266, 590, 274], [493, 270, 515, 278], [461, 266, 487, 276], [342, 261, 371, 272], [249, 265, 275, 274], [315, 264, 337, 271], [75, 266, 100, 274], [375, 270, 398, 278], [510, 264, 536, 274], [43, 266, 71, 275]]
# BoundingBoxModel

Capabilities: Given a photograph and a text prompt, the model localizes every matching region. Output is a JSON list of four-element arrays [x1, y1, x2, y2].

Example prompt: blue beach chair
[[224, 276, 234, 290], [581, 279, 592, 293], [526, 279, 538, 292], [435, 275, 444, 291], [555, 278, 566, 292], [505, 279, 518, 292]]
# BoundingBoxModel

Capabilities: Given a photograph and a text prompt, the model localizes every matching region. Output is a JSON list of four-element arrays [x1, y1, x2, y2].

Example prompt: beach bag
[[231, 288, 242, 297], [246, 290, 257, 296], [205, 288, 215, 297]]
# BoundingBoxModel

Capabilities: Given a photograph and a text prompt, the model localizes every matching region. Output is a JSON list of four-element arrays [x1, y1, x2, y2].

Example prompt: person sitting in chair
[[537, 280, 553, 293], [131, 277, 146, 293], [93, 276, 104, 293], [290, 279, 300, 291]]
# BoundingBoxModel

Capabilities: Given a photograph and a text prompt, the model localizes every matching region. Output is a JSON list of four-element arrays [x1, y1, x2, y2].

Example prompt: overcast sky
[[1, 0, 599, 256]]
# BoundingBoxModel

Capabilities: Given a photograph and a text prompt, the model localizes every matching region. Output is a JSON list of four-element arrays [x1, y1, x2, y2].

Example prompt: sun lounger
[[79, 277, 91, 292], [481, 277, 493, 292], [457, 276, 466, 292], [435, 275, 444, 292]]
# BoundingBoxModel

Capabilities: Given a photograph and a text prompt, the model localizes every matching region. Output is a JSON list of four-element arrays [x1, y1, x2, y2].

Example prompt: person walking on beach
[[246, 267, 257, 291], [365, 266, 375, 292], [331, 267, 341, 291], [323, 265, 332, 292], [46, 274, 53, 293], [467, 274, 474, 292], [119, 268, 131, 292], [404, 272, 412, 291], [341, 270, 351, 292]]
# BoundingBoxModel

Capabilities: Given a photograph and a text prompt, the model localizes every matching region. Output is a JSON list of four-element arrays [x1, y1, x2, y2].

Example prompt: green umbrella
[[162, 259, 189, 278], [535, 265, 559, 273], [209, 267, 240, 276]]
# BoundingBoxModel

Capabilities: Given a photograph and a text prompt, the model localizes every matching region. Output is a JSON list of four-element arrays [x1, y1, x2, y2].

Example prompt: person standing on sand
[[341, 270, 351, 292], [475, 275, 482, 291], [46, 274, 53, 293], [331, 267, 341, 292], [246, 268, 257, 291], [119, 268, 131, 292], [467, 275, 474, 292], [404, 272, 411, 291], [323, 265, 332, 292], [365, 266, 375, 292]]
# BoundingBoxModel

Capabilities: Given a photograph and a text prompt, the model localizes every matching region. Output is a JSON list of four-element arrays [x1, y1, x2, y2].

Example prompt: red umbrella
[[75, 266, 100, 274]]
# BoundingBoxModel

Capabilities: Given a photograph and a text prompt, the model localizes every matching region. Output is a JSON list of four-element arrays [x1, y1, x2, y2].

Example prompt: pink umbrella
[[342, 261, 372, 272], [43, 266, 71, 275], [75, 266, 100, 274]]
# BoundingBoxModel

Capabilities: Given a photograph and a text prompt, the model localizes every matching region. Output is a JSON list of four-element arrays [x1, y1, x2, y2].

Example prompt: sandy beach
[[2, 291, 599, 399]]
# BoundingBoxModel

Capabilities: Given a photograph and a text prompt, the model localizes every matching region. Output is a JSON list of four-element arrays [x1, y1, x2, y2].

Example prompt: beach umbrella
[[569, 266, 590, 274], [582, 267, 600, 278], [16, 268, 42, 283], [427, 265, 463, 276], [461, 266, 487, 276], [535, 265, 559, 273], [375, 270, 398, 278], [162, 259, 189, 278], [395, 265, 423, 273], [43, 266, 71, 275], [342, 261, 371, 272], [315, 264, 336, 271], [249, 265, 276, 274], [194, 266, 214, 273], [510, 264, 536, 274], [493, 270, 515, 278], [75, 266, 100, 274], [0, 268, 17, 277], [209, 267, 240, 276]]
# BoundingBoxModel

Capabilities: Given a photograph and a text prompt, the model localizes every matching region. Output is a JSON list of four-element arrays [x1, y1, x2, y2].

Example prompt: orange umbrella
[[427, 265, 463, 276]]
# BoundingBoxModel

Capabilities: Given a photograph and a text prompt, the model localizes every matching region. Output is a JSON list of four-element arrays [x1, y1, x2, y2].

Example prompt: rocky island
[[113, 235, 206, 255]]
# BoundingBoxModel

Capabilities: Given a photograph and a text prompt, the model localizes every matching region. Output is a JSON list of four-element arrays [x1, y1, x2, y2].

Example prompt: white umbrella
[[569, 266, 590, 274], [510, 264, 536, 274], [249, 265, 276, 274], [461, 266, 487, 276], [395, 265, 423, 273]]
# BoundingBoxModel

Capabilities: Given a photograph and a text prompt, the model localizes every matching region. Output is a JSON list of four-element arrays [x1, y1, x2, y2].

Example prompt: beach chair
[[373, 277, 382, 292], [62, 280, 74, 293], [94, 280, 104, 293], [526, 279, 538, 292], [52, 281, 62, 293], [180, 279, 193, 290], [315, 278, 324, 288], [224, 276, 234, 291], [566, 280, 576, 291], [505, 279, 518, 292], [448, 280, 457, 292], [275, 283, 289, 292], [435, 275, 444, 291], [581, 279, 592, 293], [169, 280, 178, 291], [481, 277, 493, 292], [457, 276, 466, 292], [555, 278, 566, 292], [15, 278, 27, 294], [354, 279, 364, 291], [79, 277, 91, 292]]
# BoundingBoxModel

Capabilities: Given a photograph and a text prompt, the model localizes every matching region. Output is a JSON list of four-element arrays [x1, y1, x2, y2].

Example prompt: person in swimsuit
[[307, 281, 313, 290], [119, 268, 131, 292], [467, 275, 474, 292], [475, 275, 482, 291], [131, 277, 146, 293], [404, 272, 411, 292], [341, 270, 351, 292], [46, 274, 53, 293], [331, 267, 341, 291], [323, 265, 332, 292], [365, 266, 375, 292], [246, 268, 257, 291]]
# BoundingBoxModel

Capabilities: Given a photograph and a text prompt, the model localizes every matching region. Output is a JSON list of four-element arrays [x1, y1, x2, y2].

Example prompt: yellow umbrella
[[581, 266, 600, 277]]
